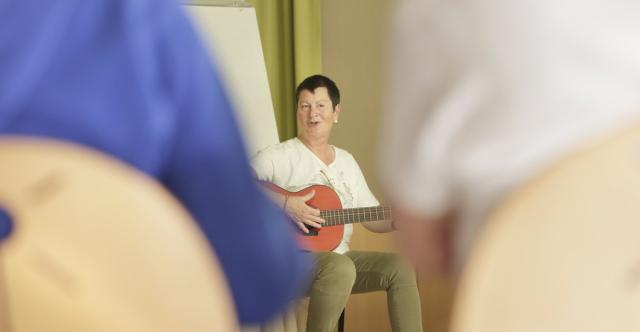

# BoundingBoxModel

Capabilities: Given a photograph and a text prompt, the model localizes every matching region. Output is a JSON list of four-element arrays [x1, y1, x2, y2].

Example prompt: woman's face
[[297, 87, 340, 143]]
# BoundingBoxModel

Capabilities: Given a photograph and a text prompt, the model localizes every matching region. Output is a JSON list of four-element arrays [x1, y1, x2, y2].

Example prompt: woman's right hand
[[284, 190, 325, 233]]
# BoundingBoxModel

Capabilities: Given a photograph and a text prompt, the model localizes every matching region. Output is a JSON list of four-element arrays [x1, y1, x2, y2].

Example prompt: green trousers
[[305, 251, 423, 332]]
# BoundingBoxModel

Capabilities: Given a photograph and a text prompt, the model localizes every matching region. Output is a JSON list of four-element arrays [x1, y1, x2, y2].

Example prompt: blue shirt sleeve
[[152, 1, 311, 324], [0, 0, 311, 324]]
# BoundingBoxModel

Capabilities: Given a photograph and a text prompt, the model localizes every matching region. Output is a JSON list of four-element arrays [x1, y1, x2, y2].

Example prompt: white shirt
[[382, 0, 640, 266], [252, 138, 379, 254]]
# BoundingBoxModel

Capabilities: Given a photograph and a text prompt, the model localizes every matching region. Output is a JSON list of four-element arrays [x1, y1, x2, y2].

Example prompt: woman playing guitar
[[252, 75, 423, 332]]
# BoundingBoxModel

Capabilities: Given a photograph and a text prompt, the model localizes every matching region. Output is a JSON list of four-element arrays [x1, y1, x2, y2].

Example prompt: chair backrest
[[0, 138, 237, 331], [451, 125, 640, 332]]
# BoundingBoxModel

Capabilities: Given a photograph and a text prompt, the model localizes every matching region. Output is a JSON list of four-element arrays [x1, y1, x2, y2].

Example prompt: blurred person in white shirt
[[381, 0, 640, 274]]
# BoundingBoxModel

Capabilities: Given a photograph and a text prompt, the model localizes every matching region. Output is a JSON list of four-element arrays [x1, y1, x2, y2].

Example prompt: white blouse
[[252, 138, 379, 254]]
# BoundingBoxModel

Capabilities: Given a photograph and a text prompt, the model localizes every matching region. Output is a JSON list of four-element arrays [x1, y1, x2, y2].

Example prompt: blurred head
[[295, 75, 341, 144]]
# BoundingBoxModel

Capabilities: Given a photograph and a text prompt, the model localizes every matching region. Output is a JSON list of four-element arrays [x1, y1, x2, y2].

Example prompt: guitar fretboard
[[319, 206, 391, 226]]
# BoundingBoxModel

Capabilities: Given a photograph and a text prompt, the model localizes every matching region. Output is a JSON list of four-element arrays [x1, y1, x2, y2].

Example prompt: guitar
[[261, 182, 391, 252], [0, 138, 237, 331]]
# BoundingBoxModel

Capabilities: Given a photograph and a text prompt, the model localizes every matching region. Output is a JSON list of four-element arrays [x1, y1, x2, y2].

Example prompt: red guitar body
[[261, 182, 344, 252]]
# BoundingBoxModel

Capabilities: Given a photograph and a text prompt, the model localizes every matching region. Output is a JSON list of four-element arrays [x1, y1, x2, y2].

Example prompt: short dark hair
[[295, 75, 340, 109]]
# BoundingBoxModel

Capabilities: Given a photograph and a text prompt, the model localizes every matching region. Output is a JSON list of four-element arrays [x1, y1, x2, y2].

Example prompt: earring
[[334, 119, 338, 123]]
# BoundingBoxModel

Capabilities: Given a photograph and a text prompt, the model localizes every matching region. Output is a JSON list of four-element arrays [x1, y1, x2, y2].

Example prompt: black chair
[[338, 309, 345, 332]]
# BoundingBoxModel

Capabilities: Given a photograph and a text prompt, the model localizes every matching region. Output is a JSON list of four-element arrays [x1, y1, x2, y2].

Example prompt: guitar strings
[[321, 206, 392, 226]]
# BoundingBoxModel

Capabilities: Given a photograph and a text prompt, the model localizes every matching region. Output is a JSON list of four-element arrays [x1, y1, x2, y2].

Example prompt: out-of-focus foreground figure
[[382, 0, 640, 274], [382, 0, 640, 330], [0, 0, 309, 325]]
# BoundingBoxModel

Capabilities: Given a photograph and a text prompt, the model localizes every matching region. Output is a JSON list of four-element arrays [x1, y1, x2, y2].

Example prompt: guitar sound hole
[[303, 228, 319, 236]]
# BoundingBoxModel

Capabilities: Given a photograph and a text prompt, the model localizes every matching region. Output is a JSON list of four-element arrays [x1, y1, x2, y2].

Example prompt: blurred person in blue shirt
[[0, 0, 310, 324]]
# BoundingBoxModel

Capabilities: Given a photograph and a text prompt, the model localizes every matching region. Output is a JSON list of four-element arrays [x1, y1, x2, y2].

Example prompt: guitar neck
[[320, 206, 391, 226]]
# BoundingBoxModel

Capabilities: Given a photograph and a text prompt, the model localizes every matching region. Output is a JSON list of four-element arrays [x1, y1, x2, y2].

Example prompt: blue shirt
[[0, 0, 309, 323]]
